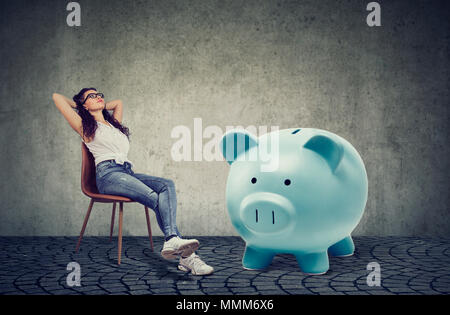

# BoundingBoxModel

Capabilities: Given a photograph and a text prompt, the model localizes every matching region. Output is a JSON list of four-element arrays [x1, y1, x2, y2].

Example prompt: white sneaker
[[161, 237, 199, 260], [178, 253, 214, 276]]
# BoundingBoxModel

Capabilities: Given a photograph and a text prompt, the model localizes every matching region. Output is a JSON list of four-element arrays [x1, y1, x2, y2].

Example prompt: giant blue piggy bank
[[220, 128, 368, 275]]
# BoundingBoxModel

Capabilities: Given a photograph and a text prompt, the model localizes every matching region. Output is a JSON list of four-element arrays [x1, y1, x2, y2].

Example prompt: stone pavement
[[0, 236, 449, 295]]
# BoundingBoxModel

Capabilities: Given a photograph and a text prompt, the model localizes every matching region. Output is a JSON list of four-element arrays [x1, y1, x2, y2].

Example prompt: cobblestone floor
[[0, 236, 449, 295]]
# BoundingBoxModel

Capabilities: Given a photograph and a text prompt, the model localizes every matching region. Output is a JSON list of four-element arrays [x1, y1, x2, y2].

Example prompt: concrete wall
[[0, 0, 449, 237]]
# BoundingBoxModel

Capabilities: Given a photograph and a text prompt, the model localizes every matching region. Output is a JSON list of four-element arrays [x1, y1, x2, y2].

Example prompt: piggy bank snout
[[240, 193, 294, 234]]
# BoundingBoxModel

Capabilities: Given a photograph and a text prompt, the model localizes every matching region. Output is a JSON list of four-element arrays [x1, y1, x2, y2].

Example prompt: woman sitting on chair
[[52, 87, 213, 276]]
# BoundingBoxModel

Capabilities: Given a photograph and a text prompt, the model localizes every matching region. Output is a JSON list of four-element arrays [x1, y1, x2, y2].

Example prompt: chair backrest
[[81, 142, 99, 196]]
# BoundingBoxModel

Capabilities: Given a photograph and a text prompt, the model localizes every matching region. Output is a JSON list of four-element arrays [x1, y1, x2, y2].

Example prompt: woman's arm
[[52, 93, 82, 136], [54, 93, 76, 108], [105, 99, 123, 123]]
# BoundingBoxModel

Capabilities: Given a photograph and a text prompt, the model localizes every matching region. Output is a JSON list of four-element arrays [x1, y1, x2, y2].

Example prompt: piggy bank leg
[[295, 252, 329, 275], [328, 236, 355, 257], [242, 245, 275, 270]]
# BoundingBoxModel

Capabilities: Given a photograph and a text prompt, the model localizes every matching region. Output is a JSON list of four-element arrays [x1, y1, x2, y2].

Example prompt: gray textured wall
[[0, 0, 448, 237]]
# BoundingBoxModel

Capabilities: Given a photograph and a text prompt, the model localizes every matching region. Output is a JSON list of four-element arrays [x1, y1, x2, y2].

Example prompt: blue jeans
[[95, 160, 181, 238]]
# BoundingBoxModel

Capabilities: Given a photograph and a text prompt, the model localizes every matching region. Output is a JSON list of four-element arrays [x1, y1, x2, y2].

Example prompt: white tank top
[[81, 121, 133, 167]]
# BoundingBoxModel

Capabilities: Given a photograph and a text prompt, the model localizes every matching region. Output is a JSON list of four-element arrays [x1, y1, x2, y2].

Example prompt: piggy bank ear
[[303, 135, 343, 172], [220, 129, 258, 164]]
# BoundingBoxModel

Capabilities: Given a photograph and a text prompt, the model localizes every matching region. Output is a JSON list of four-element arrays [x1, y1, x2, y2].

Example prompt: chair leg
[[75, 199, 95, 253], [118, 202, 124, 265], [109, 202, 116, 242], [144, 206, 154, 251]]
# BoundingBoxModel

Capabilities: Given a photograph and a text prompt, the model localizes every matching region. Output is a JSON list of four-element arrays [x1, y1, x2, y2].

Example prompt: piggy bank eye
[[284, 179, 291, 186], [251, 177, 257, 184]]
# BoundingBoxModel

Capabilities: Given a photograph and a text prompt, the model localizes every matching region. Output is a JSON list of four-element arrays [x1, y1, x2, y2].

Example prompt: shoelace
[[183, 254, 207, 269]]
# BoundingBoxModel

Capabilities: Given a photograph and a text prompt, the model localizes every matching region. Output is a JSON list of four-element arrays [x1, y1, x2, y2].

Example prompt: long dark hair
[[73, 87, 131, 141]]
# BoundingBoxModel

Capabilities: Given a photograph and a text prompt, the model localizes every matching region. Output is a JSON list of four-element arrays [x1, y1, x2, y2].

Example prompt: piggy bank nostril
[[256, 209, 258, 223], [272, 211, 275, 224]]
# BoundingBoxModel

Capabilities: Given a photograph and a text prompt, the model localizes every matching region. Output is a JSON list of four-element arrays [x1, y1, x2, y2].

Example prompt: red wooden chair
[[75, 143, 154, 264]]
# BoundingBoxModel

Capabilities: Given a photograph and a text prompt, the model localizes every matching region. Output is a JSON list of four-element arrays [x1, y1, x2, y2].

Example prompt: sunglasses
[[82, 92, 104, 105]]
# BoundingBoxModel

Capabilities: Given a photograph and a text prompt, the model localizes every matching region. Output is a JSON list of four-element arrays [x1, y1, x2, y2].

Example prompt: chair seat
[[82, 191, 134, 203]]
